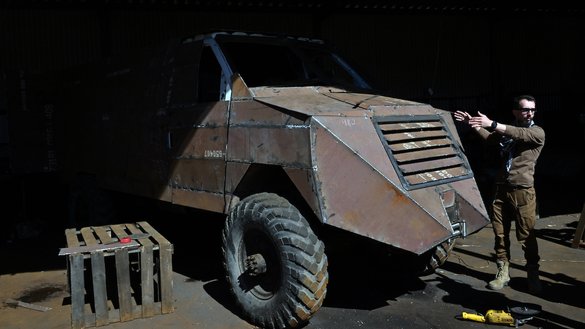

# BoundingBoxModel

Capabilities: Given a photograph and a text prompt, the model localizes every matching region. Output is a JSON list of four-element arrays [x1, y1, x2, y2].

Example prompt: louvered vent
[[375, 115, 473, 190]]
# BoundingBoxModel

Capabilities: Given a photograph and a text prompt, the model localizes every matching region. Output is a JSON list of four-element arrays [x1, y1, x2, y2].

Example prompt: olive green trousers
[[491, 185, 540, 266]]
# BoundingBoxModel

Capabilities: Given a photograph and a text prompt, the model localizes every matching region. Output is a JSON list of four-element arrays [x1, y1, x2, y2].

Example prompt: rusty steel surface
[[311, 114, 451, 253], [253, 85, 488, 253]]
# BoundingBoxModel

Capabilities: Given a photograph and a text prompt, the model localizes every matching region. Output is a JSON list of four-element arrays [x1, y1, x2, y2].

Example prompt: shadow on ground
[[438, 260, 584, 329]]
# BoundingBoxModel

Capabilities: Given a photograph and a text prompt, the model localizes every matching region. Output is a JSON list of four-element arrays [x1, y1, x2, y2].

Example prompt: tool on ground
[[460, 304, 541, 327], [461, 309, 515, 326], [509, 305, 541, 327], [5, 298, 52, 312]]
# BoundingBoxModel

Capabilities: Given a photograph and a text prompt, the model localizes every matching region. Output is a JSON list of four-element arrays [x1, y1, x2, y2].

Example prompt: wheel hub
[[245, 253, 267, 276]]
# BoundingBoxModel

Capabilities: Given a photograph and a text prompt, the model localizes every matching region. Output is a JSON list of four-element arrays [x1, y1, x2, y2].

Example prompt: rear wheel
[[222, 193, 328, 329]]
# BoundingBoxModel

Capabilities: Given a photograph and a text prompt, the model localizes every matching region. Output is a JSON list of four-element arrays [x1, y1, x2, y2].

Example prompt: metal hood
[[253, 86, 489, 254]]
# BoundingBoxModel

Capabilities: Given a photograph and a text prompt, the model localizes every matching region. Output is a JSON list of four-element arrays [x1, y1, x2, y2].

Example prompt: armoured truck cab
[[54, 31, 490, 329]]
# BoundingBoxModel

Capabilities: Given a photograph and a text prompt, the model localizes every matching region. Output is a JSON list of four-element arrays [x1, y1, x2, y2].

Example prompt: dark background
[[1, 1, 584, 236]]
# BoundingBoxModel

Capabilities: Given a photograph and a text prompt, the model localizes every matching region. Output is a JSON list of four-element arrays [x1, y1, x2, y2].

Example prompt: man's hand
[[454, 110, 472, 123], [454, 110, 481, 131], [469, 111, 493, 129], [454, 110, 496, 131]]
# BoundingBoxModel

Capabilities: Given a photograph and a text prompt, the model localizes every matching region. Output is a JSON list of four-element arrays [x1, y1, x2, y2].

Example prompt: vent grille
[[375, 115, 472, 189]]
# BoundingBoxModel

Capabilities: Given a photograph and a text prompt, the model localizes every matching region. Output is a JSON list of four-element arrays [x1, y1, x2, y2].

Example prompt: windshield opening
[[217, 39, 371, 90]]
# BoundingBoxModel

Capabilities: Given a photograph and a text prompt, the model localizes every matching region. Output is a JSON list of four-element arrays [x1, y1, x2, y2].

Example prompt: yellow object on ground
[[461, 309, 515, 326]]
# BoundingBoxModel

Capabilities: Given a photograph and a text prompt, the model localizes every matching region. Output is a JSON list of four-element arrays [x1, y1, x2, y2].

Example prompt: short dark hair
[[513, 95, 536, 109]]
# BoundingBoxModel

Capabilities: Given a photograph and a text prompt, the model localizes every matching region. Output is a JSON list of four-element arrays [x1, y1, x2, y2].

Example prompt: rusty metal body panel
[[253, 89, 488, 254], [26, 31, 489, 256]]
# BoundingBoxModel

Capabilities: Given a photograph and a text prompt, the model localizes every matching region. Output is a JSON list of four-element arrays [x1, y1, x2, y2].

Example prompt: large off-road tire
[[222, 193, 328, 329]]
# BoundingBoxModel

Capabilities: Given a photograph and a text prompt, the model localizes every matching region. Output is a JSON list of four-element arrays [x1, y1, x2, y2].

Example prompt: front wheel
[[222, 193, 328, 329], [417, 238, 457, 276]]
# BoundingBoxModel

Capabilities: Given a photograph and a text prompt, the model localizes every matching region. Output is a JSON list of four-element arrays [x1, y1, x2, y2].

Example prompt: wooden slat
[[79, 227, 107, 327], [65, 228, 84, 329], [137, 221, 171, 246], [127, 224, 155, 317], [69, 254, 85, 329], [93, 226, 115, 244], [65, 228, 80, 247], [127, 223, 153, 246], [91, 252, 108, 326], [142, 244, 155, 317], [114, 247, 133, 322], [80, 227, 98, 245], [110, 225, 133, 322], [136, 221, 174, 314], [159, 243, 173, 314], [110, 225, 129, 240]]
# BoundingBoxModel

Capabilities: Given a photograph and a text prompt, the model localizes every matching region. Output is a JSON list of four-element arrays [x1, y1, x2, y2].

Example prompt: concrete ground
[[1, 206, 584, 329]]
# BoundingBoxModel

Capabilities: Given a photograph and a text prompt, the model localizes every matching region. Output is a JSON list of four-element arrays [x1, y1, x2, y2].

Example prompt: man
[[454, 95, 545, 294]]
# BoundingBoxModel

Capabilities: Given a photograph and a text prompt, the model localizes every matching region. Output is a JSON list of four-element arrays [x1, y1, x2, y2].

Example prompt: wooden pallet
[[61, 221, 173, 329]]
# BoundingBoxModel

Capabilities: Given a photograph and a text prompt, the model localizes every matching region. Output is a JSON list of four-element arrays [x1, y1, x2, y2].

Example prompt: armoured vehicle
[[11, 31, 490, 329]]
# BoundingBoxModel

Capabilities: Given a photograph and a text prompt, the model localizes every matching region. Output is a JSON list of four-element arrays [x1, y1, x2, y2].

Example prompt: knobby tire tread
[[222, 192, 328, 329]]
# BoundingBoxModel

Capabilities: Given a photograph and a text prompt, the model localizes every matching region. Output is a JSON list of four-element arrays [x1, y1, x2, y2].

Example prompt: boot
[[488, 260, 510, 290], [527, 264, 542, 294]]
